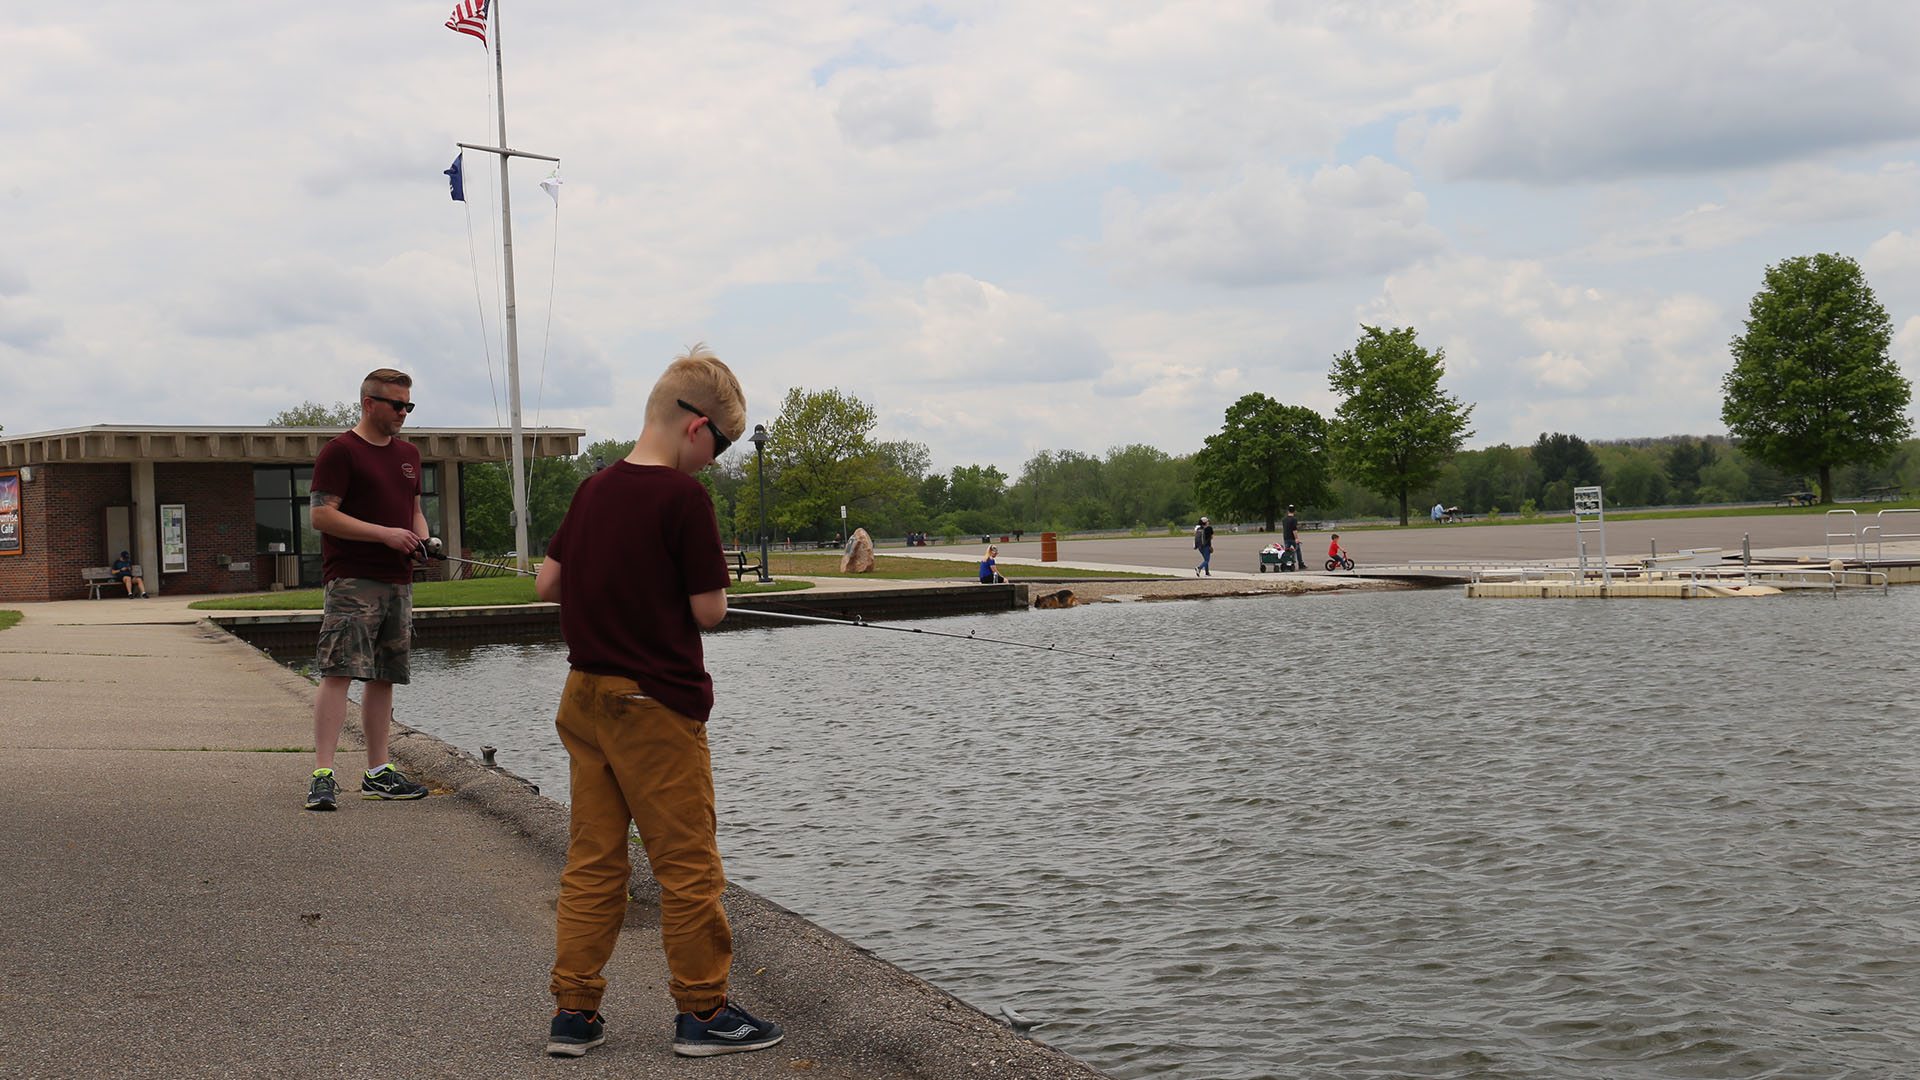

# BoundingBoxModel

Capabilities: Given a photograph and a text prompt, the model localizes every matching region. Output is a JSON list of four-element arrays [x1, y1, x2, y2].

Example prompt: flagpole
[[491, 0, 533, 574]]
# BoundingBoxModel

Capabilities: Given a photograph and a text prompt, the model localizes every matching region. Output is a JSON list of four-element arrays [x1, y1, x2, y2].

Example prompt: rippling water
[[402, 588, 1920, 1078]]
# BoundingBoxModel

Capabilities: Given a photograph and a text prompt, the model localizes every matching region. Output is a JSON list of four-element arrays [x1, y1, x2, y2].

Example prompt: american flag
[[446, 0, 488, 47]]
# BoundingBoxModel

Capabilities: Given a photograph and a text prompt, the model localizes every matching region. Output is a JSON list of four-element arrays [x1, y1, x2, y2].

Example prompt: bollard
[[481, 745, 497, 766]]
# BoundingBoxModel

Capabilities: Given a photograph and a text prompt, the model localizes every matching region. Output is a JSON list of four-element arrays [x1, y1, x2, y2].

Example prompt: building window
[[254, 463, 438, 588]]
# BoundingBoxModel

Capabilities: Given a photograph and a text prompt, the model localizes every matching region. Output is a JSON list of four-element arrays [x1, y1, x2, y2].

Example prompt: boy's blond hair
[[644, 343, 746, 445]]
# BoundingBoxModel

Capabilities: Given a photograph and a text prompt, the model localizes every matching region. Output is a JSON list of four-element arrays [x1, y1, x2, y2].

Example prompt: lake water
[[398, 587, 1920, 1079]]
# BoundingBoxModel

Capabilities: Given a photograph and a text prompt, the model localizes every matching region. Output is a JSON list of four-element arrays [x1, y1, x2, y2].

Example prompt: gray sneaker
[[304, 769, 339, 811], [360, 765, 428, 800]]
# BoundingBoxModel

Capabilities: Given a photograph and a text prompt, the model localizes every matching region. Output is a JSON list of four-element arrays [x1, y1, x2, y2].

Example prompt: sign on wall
[[0, 471, 20, 556], [160, 504, 188, 573]]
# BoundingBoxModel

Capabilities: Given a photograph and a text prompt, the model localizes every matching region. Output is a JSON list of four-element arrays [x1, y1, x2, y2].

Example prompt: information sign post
[[1573, 485, 1607, 583]]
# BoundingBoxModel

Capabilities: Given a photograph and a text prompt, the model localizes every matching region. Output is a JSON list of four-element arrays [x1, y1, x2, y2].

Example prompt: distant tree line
[[308, 252, 1913, 551]]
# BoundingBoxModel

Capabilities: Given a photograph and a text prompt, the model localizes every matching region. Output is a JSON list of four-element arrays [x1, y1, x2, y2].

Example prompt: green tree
[[1328, 326, 1475, 524], [269, 400, 359, 427], [459, 462, 512, 553], [574, 438, 636, 478], [461, 458, 580, 555], [1722, 253, 1913, 504], [1103, 444, 1188, 527], [1450, 444, 1538, 514], [735, 387, 912, 540], [1600, 450, 1668, 508], [1530, 432, 1603, 502], [1193, 393, 1332, 530], [1665, 440, 1718, 504], [1694, 454, 1752, 505]]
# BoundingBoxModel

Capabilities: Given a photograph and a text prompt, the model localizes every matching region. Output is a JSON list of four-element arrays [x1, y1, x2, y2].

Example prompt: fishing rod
[[725, 605, 1122, 662], [413, 541, 532, 578], [412, 541, 1119, 661]]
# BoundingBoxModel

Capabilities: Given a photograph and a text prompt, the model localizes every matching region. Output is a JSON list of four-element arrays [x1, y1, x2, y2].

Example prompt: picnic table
[[1866, 485, 1902, 502]]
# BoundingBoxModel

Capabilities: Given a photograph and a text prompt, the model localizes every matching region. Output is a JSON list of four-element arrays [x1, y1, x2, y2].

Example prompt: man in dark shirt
[[1281, 505, 1301, 572], [303, 368, 431, 811], [535, 345, 783, 1060]]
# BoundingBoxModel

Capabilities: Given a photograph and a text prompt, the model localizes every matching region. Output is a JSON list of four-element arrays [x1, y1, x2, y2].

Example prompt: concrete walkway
[[0, 598, 1106, 1080]]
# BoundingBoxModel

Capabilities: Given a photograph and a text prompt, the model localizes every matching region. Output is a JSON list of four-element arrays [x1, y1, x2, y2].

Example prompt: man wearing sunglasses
[[303, 368, 432, 811]]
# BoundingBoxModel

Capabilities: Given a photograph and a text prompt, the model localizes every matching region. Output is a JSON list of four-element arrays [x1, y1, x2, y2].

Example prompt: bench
[[82, 565, 141, 599], [721, 549, 763, 582]]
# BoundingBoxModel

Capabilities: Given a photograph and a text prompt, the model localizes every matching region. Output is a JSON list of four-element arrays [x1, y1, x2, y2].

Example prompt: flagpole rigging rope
[[528, 186, 559, 512], [462, 197, 504, 429]]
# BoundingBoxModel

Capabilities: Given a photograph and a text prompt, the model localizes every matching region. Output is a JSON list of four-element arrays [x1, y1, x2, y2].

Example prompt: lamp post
[[751, 424, 772, 583]]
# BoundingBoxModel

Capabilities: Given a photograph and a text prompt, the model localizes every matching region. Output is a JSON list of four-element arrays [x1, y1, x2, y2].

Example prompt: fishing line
[[724, 606, 1122, 662], [412, 547, 1117, 660]]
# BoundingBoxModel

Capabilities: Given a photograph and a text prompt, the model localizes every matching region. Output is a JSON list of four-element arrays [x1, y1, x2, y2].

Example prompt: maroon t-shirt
[[312, 430, 422, 585], [547, 462, 730, 723]]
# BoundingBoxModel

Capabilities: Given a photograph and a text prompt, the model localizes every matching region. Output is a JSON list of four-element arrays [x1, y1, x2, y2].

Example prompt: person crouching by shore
[[980, 544, 1006, 583]]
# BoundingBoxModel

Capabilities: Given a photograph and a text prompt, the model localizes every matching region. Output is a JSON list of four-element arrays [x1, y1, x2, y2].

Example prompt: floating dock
[[1462, 553, 1913, 599]]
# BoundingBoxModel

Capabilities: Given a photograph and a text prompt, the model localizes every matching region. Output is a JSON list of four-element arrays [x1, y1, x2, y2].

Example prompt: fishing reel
[[412, 536, 446, 562]]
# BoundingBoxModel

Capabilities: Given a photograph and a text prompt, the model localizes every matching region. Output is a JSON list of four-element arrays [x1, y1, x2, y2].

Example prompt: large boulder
[[840, 528, 875, 573]]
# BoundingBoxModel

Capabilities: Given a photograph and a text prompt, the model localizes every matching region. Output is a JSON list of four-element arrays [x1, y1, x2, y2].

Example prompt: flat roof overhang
[[0, 425, 586, 467]]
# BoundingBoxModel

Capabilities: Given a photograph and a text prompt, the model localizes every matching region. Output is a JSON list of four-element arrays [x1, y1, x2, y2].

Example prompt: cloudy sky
[[7, 1, 1920, 474]]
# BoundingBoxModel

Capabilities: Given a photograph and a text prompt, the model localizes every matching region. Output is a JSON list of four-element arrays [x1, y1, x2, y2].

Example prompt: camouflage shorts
[[315, 578, 412, 684]]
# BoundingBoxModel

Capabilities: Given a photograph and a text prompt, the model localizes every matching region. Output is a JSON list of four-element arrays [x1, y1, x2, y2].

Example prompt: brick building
[[0, 425, 582, 603]]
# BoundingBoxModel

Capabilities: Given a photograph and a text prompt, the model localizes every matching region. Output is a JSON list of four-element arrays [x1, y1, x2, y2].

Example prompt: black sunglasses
[[369, 394, 416, 414], [677, 399, 732, 455]]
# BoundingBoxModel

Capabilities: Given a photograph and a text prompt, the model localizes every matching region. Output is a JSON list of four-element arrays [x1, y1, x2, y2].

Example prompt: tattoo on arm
[[310, 491, 342, 511]]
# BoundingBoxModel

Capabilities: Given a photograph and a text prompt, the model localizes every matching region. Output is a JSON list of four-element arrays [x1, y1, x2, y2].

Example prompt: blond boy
[[536, 345, 782, 1058]]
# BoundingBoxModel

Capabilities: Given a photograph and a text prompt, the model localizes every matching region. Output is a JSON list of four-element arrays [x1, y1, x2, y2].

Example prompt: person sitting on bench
[[112, 551, 149, 598]]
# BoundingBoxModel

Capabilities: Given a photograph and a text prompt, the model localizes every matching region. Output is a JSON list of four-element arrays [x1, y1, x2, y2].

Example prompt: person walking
[[535, 345, 783, 1059], [304, 368, 431, 811], [1280, 505, 1301, 572], [1194, 516, 1214, 576]]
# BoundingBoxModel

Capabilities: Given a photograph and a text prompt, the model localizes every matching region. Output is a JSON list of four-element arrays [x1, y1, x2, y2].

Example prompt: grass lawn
[[191, 577, 540, 610], [189, 574, 817, 611], [0, 610, 21, 632], [764, 552, 1160, 579]]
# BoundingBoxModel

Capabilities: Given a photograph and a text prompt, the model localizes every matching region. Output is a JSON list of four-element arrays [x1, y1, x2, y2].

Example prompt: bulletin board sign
[[160, 504, 188, 573], [0, 471, 20, 556]]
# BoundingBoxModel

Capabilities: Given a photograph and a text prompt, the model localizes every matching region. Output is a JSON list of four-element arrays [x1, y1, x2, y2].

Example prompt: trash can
[[1040, 532, 1058, 562]]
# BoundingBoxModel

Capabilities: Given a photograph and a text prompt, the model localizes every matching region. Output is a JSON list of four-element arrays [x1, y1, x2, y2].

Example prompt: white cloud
[[1361, 256, 1729, 444], [5, 0, 1919, 474], [856, 272, 1109, 383], [1096, 159, 1445, 286], [1864, 229, 1920, 277], [1403, 2, 1920, 183], [1586, 164, 1920, 260]]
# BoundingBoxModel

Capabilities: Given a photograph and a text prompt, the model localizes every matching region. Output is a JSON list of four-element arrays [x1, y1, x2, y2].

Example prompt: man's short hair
[[644, 344, 746, 446], [360, 368, 413, 403]]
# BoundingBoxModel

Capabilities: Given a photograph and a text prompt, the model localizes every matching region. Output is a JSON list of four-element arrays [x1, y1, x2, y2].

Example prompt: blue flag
[[444, 153, 465, 201]]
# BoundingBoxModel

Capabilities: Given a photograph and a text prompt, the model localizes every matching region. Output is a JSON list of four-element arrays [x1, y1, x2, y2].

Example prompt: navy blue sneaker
[[672, 1000, 783, 1057], [547, 1008, 606, 1057], [360, 765, 428, 800], [304, 769, 338, 811]]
